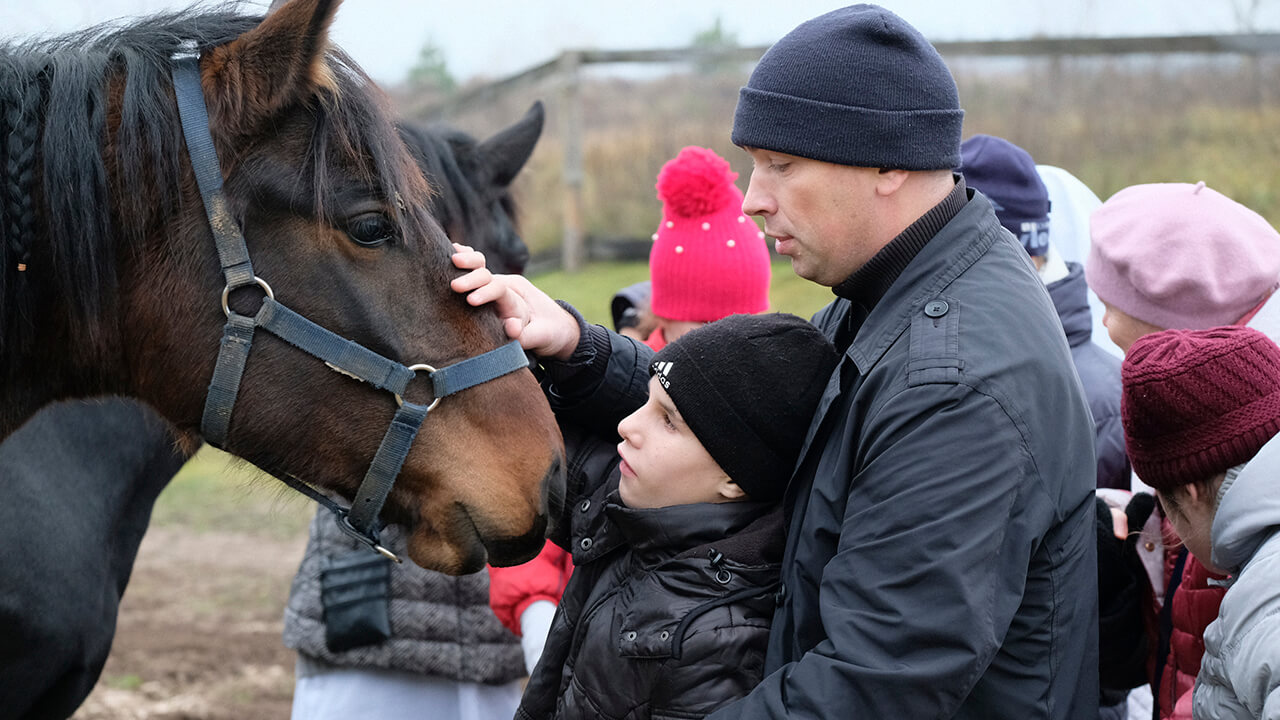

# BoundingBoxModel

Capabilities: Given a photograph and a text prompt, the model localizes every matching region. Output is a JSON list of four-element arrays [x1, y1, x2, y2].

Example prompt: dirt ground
[[72, 526, 308, 720]]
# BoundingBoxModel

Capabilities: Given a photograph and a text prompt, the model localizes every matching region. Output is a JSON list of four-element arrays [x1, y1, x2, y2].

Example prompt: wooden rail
[[424, 33, 1280, 272]]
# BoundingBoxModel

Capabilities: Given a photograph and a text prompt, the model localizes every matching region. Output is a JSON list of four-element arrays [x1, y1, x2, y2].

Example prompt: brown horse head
[[0, 0, 563, 574]]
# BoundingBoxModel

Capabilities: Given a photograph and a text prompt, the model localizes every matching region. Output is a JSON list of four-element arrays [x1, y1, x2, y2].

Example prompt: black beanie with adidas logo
[[649, 313, 840, 502]]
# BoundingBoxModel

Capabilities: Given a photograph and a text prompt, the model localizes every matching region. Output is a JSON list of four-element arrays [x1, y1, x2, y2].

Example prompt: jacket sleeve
[[487, 540, 572, 636], [710, 383, 1067, 719], [543, 321, 653, 432]]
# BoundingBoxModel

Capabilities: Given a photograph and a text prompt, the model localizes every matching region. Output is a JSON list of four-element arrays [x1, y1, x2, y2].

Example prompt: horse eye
[[347, 214, 396, 248]]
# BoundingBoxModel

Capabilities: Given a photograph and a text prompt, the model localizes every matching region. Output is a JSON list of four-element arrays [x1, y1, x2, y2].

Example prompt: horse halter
[[170, 52, 530, 562]]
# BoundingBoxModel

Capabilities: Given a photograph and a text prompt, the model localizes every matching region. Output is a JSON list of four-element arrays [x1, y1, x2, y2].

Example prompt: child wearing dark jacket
[[514, 312, 838, 720]]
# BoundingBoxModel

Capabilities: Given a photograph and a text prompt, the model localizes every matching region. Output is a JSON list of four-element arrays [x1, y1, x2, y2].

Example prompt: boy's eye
[[662, 412, 677, 430]]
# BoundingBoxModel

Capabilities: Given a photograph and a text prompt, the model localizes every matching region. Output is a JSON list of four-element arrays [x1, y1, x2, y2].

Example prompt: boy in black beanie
[[455, 6, 1097, 719], [512, 312, 837, 720]]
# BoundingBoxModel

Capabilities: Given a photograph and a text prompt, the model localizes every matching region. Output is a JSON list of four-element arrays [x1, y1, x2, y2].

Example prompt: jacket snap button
[[659, 631, 670, 641], [625, 631, 637, 641], [924, 300, 949, 318], [580, 537, 593, 550], [1144, 541, 1155, 552], [580, 499, 591, 513]]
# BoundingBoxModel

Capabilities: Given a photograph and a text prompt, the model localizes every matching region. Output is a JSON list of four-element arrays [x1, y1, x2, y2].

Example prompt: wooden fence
[[423, 34, 1280, 272]]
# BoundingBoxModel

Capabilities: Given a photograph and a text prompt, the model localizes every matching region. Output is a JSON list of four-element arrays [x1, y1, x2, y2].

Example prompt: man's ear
[[718, 479, 748, 502], [199, 0, 342, 136], [874, 168, 910, 196]]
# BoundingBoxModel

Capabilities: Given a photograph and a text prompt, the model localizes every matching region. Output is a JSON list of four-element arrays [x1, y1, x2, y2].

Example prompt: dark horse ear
[[201, 0, 341, 135], [478, 101, 545, 188]]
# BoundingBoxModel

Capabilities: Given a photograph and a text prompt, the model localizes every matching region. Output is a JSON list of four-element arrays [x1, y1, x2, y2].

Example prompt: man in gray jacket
[[720, 6, 1099, 717], [451, 5, 1099, 717]]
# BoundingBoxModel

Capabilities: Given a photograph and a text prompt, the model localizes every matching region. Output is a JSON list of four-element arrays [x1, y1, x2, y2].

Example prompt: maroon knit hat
[[1121, 325, 1280, 492]]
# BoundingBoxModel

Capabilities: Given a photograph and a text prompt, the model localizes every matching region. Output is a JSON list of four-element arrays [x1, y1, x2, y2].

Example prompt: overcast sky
[[2, 0, 1278, 85]]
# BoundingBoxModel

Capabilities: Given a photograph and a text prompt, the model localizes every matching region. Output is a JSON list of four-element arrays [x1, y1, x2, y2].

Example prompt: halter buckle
[[336, 513, 403, 564]]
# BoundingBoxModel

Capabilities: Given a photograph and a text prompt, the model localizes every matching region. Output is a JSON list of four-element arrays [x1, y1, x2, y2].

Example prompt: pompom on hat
[[649, 146, 771, 324], [1087, 182, 1280, 330], [1121, 325, 1280, 493]]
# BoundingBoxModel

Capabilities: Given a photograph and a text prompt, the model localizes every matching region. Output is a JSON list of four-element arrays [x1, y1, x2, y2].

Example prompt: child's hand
[[451, 244, 581, 360]]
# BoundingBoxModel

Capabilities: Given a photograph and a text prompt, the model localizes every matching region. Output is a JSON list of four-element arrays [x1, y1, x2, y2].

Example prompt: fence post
[[559, 51, 585, 273]]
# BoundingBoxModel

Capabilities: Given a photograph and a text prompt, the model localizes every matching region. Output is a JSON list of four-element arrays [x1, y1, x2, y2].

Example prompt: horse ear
[[478, 101, 545, 188], [202, 0, 341, 134]]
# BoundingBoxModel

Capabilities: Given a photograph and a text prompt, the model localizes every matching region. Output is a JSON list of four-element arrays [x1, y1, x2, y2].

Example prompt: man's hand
[[450, 245, 582, 361]]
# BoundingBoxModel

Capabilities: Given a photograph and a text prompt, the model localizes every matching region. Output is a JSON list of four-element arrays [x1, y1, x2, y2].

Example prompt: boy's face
[[616, 377, 745, 509], [1157, 475, 1224, 574]]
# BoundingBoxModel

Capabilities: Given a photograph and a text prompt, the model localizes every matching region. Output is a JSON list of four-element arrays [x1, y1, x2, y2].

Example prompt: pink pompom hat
[[649, 146, 771, 323]]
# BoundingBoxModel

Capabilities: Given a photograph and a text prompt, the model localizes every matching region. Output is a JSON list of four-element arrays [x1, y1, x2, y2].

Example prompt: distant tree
[[407, 39, 456, 95], [1230, 0, 1267, 31], [690, 16, 740, 76], [1230, 0, 1274, 105]]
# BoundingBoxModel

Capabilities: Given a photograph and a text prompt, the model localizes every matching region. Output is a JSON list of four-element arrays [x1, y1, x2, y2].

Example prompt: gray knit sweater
[[282, 509, 525, 684]]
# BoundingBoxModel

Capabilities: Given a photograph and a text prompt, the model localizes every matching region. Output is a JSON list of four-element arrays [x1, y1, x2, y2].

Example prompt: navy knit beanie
[[732, 4, 963, 170], [959, 134, 1052, 256], [649, 313, 839, 502]]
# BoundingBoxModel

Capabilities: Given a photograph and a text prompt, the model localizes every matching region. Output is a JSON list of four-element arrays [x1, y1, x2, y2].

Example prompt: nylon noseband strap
[[170, 53, 529, 560]]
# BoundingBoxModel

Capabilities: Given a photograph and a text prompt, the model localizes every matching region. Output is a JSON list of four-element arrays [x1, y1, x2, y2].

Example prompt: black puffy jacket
[[517, 425, 783, 720]]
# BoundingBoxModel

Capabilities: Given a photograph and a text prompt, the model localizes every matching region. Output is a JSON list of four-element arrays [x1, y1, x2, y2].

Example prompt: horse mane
[[0, 5, 431, 371], [398, 122, 519, 243]]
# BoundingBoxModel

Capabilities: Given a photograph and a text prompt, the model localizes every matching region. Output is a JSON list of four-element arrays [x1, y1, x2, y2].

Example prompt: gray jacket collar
[[1212, 432, 1280, 574]]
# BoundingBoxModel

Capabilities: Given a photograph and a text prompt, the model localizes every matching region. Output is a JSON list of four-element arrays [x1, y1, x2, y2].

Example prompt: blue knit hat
[[959, 134, 1052, 257], [732, 4, 964, 170]]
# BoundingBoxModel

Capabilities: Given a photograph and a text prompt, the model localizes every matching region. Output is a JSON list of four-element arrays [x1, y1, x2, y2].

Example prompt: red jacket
[[643, 326, 668, 352], [487, 540, 573, 636], [1153, 520, 1227, 720]]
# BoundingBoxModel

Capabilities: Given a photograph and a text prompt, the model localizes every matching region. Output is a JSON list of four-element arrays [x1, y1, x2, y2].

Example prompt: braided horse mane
[[0, 8, 425, 387]]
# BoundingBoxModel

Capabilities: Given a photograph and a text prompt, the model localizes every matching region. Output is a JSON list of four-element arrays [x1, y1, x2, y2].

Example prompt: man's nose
[[741, 173, 771, 217]]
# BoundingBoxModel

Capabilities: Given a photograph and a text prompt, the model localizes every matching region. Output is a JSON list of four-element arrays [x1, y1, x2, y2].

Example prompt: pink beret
[[1086, 182, 1280, 330]]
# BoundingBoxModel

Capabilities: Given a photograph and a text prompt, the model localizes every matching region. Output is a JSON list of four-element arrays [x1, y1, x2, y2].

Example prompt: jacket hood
[[1046, 262, 1092, 347], [1212, 431, 1280, 573]]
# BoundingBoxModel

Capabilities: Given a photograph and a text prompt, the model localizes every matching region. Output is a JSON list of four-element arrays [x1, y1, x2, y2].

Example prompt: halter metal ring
[[222, 276, 275, 317], [396, 363, 441, 411]]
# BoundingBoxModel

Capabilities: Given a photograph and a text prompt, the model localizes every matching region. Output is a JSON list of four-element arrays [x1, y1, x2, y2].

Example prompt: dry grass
[[408, 56, 1280, 259]]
